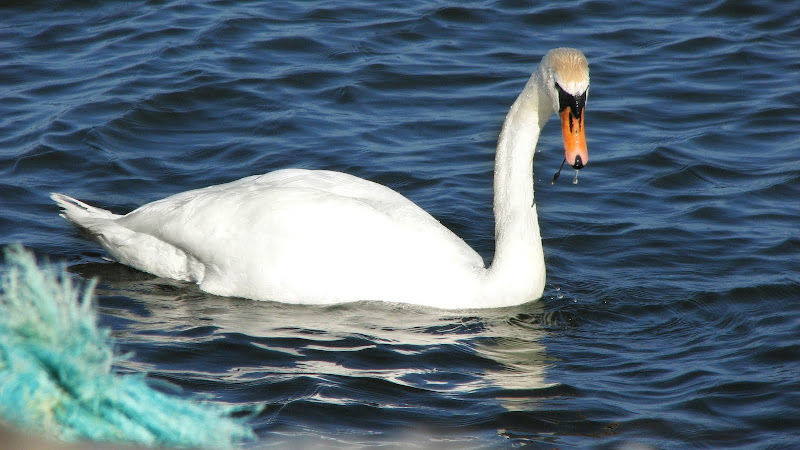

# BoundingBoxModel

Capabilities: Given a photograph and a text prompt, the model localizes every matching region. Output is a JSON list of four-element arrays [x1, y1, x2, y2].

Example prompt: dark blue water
[[2, 0, 800, 447]]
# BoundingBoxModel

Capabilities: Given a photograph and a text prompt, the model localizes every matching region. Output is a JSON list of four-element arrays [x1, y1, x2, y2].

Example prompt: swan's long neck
[[484, 71, 552, 304]]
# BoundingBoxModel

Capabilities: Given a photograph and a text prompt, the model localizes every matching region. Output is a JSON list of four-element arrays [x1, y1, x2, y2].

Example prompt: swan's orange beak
[[560, 106, 588, 169]]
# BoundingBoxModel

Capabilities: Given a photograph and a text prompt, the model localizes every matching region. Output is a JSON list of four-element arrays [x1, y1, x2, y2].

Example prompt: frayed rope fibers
[[0, 245, 257, 447]]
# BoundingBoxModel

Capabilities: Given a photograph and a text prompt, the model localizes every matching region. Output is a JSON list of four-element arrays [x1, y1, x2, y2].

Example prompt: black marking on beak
[[572, 155, 584, 170], [556, 82, 586, 120]]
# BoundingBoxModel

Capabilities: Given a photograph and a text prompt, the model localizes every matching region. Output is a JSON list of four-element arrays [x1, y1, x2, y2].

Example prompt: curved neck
[[484, 72, 553, 305]]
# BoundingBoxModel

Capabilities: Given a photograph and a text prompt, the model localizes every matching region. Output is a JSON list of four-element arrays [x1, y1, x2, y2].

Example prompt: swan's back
[[60, 169, 485, 306]]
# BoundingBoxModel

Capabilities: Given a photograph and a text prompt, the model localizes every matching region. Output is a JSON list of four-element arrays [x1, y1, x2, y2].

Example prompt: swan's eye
[[555, 82, 587, 118]]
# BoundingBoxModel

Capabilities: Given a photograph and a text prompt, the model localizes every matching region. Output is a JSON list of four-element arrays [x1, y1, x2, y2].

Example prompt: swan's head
[[540, 48, 590, 170]]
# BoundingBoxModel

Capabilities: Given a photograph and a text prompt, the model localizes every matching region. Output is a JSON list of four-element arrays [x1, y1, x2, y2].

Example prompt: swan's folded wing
[[116, 169, 485, 274]]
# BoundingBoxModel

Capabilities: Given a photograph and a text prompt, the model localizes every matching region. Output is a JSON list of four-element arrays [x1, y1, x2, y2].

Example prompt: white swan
[[52, 48, 589, 309]]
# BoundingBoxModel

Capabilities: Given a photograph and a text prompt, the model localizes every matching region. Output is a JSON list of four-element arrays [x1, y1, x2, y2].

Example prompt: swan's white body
[[53, 48, 590, 309]]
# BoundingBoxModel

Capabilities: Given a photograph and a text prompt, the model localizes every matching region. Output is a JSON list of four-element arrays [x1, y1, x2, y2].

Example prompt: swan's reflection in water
[[72, 262, 556, 439]]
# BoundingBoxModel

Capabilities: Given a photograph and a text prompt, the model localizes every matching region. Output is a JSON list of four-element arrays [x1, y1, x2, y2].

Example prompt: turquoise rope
[[0, 245, 257, 448]]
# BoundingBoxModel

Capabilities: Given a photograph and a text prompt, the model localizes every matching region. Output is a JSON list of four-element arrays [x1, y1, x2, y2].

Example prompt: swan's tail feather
[[51, 193, 120, 233], [51, 193, 202, 282]]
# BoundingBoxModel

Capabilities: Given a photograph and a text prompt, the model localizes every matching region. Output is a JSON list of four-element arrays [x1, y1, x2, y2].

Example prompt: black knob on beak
[[571, 155, 584, 170]]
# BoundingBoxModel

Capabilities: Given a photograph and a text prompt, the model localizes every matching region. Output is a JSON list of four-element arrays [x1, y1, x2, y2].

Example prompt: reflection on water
[[72, 261, 555, 439]]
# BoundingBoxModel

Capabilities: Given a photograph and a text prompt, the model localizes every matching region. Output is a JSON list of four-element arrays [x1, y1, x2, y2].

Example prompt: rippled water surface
[[2, 0, 799, 447]]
